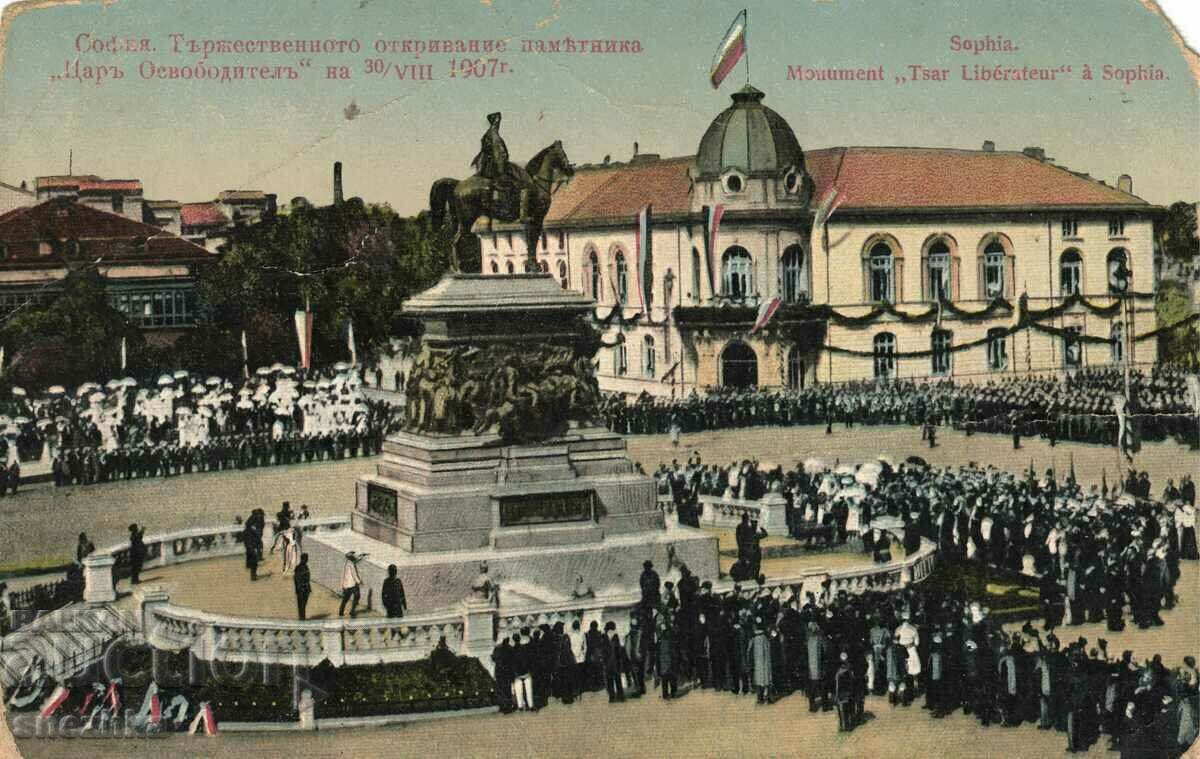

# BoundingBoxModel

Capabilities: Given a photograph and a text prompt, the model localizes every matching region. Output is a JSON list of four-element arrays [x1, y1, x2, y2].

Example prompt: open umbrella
[[236, 399, 254, 410], [47, 385, 66, 395], [191, 385, 207, 396], [173, 370, 189, 380], [279, 366, 296, 375], [121, 377, 138, 387], [105, 379, 122, 390], [802, 457, 826, 475], [904, 455, 929, 468], [270, 362, 285, 373], [157, 374, 174, 387], [10, 387, 26, 398], [205, 376, 222, 387], [256, 366, 272, 377], [333, 362, 350, 373]]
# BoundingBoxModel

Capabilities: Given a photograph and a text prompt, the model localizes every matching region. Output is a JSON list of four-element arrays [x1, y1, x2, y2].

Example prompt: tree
[[1157, 201, 1198, 264], [1, 270, 144, 388]]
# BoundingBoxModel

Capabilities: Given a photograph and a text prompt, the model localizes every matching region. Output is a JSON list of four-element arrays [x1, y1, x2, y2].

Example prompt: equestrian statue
[[429, 112, 573, 273]]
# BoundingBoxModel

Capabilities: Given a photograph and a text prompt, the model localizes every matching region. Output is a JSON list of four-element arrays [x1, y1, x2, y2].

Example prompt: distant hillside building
[[480, 84, 1160, 396]]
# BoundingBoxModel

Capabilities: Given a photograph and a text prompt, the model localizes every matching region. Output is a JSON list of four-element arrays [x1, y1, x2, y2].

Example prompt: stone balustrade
[[697, 492, 790, 536], [127, 518, 936, 673], [82, 517, 351, 603]]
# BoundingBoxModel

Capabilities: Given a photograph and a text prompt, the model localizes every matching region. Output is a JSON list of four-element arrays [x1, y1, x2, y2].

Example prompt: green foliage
[[0, 270, 143, 388], [1156, 280, 1199, 368], [194, 200, 458, 370], [312, 652, 495, 719], [1157, 201, 1198, 264]]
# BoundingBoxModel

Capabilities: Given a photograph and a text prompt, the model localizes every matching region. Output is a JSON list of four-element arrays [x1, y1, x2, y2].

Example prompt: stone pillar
[[298, 689, 316, 730], [82, 554, 117, 604], [320, 621, 345, 666], [757, 492, 790, 537], [135, 586, 170, 637], [460, 599, 497, 674]]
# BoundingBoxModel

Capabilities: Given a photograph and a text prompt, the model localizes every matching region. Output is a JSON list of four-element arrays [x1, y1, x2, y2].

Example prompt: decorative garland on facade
[[593, 305, 643, 327]]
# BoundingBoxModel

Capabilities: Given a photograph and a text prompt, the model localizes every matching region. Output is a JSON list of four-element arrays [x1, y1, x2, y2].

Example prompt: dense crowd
[[605, 366, 1200, 448], [0, 364, 402, 489]]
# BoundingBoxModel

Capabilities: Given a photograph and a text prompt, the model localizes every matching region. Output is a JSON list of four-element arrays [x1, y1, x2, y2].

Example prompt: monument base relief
[[307, 273, 718, 613]]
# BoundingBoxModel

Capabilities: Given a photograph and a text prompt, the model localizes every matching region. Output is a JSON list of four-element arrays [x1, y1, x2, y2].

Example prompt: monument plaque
[[497, 491, 593, 527], [366, 484, 398, 526]]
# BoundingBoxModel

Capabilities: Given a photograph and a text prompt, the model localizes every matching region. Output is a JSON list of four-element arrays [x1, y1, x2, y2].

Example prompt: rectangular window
[[928, 256, 949, 301], [1062, 326, 1082, 368], [112, 196, 124, 214], [870, 257, 892, 303], [931, 331, 952, 376], [1108, 216, 1125, 237], [984, 253, 1005, 298], [987, 329, 1008, 371], [1061, 217, 1079, 237]]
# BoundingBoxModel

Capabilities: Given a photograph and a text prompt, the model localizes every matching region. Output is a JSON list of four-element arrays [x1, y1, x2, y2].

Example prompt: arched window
[[986, 328, 1008, 371], [557, 260, 568, 288], [588, 249, 601, 300], [721, 246, 752, 299], [781, 244, 807, 303], [868, 242, 894, 303], [643, 335, 656, 378], [505, 260, 515, 274], [1060, 250, 1082, 297], [873, 332, 896, 379], [1107, 248, 1130, 293], [982, 239, 1006, 298], [1110, 322, 1123, 363], [615, 334, 628, 376], [490, 260, 499, 274], [720, 341, 758, 389], [691, 247, 702, 303], [931, 329, 952, 376], [926, 240, 951, 301], [786, 346, 805, 390], [615, 251, 628, 304]]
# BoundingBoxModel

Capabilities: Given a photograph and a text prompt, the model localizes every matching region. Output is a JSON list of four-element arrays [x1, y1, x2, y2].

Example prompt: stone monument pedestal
[[307, 273, 718, 613]]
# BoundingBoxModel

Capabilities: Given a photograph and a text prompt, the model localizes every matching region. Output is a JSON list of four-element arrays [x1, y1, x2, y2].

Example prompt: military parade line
[[0, 364, 402, 491], [603, 365, 1200, 450]]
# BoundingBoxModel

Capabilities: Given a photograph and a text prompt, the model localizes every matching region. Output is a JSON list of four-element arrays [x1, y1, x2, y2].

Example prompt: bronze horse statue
[[429, 140, 573, 273]]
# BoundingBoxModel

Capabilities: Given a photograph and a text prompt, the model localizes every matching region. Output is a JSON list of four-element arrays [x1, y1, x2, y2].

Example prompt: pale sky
[[1, 0, 1197, 214]]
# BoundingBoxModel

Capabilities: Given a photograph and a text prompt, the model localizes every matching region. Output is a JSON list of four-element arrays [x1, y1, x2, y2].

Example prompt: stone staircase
[[0, 604, 135, 690]]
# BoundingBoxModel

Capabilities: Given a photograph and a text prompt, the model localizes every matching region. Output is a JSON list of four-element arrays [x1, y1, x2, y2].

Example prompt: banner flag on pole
[[241, 330, 249, 379], [120, 337, 127, 371], [188, 701, 218, 736], [38, 685, 69, 718], [701, 204, 724, 298], [293, 309, 313, 371], [634, 206, 652, 315], [808, 187, 843, 263], [709, 10, 747, 88], [347, 319, 358, 365], [750, 296, 782, 335]]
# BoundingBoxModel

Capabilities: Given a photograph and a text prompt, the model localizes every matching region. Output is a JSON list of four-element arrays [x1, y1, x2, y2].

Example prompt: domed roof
[[696, 84, 804, 179]]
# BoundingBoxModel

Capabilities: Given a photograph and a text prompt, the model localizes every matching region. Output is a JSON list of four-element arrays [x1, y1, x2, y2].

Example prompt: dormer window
[[783, 167, 800, 195], [1108, 216, 1125, 238], [1061, 217, 1079, 238], [722, 170, 746, 195]]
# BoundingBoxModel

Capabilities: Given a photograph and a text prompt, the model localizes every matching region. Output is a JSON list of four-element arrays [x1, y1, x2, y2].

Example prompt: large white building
[[481, 84, 1160, 396]]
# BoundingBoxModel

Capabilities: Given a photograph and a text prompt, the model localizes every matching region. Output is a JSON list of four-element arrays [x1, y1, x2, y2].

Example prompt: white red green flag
[[710, 10, 747, 88], [188, 701, 218, 735], [634, 206, 652, 314], [750, 296, 782, 335], [38, 685, 70, 718]]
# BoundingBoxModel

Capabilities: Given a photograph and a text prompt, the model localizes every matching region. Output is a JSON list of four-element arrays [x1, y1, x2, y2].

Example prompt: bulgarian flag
[[293, 308, 313, 371], [38, 685, 70, 719], [750, 296, 782, 335], [701, 204, 725, 297], [188, 701, 218, 736], [634, 206, 652, 315], [709, 10, 747, 88]]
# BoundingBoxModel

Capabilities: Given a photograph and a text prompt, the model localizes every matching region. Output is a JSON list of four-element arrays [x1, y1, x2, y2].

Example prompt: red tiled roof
[[0, 199, 213, 261], [545, 156, 694, 224], [807, 147, 1148, 210], [180, 202, 229, 227], [541, 147, 1148, 224], [35, 175, 142, 194], [217, 190, 267, 201], [36, 175, 101, 190]]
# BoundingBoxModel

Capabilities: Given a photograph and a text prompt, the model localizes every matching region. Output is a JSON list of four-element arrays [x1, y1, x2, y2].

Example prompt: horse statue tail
[[429, 178, 459, 232]]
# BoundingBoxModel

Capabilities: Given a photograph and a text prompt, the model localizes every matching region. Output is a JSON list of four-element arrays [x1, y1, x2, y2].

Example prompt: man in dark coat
[[492, 636, 515, 714], [381, 564, 406, 618], [243, 522, 262, 581], [602, 622, 626, 702], [127, 524, 146, 585], [639, 560, 660, 610], [293, 553, 311, 620], [657, 619, 678, 700]]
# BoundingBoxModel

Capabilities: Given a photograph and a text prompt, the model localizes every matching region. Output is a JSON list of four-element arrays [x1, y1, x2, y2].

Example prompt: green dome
[[696, 84, 804, 179]]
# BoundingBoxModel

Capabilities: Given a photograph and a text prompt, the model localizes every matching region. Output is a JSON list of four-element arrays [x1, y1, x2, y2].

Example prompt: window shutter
[[920, 256, 930, 301], [950, 256, 961, 301], [977, 256, 986, 300], [894, 257, 904, 303], [1004, 255, 1016, 299], [861, 257, 870, 302]]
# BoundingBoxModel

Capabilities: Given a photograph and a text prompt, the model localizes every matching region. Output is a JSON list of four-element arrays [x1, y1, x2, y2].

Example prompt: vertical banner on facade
[[120, 337, 127, 371], [241, 329, 249, 379], [293, 309, 313, 371], [702, 204, 724, 298], [347, 319, 358, 365], [634, 206, 652, 315]]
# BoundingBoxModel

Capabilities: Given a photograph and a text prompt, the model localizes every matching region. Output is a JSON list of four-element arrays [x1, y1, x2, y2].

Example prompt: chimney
[[333, 161, 344, 206], [981, 140, 995, 152], [19, 180, 26, 191], [632, 141, 639, 158], [1021, 146, 1046, 162], [1117, 174, 1132, 194]]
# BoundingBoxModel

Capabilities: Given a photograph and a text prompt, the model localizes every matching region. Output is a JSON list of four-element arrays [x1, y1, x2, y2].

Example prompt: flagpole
[[743, 9, 750, 84]]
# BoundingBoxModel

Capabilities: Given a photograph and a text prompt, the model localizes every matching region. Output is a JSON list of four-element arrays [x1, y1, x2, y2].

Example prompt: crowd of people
[[0, 364, 402, 489], [605, 366, 1200, 449], [488, 547, 1197, 755]]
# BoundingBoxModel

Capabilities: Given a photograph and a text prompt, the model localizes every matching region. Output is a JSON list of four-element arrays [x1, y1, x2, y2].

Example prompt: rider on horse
[[471, 112, 522, 219]]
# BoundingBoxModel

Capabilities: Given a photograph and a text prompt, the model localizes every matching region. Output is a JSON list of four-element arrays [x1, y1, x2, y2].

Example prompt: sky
[[0, 0, 1197, 215]]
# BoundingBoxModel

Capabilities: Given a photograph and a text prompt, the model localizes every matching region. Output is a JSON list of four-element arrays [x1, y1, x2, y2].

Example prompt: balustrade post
[[134, 586, 170, 637], [320, 621, 345, 667], [161, 538, 179, 567], [460, 598, 498, 675], [757, 492, 790, 536], [82, 554, 117, 604], [298, 688, 316, 730]]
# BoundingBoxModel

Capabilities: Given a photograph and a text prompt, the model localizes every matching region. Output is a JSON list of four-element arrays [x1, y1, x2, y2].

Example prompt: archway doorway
[[721, 341, 758, 389]]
